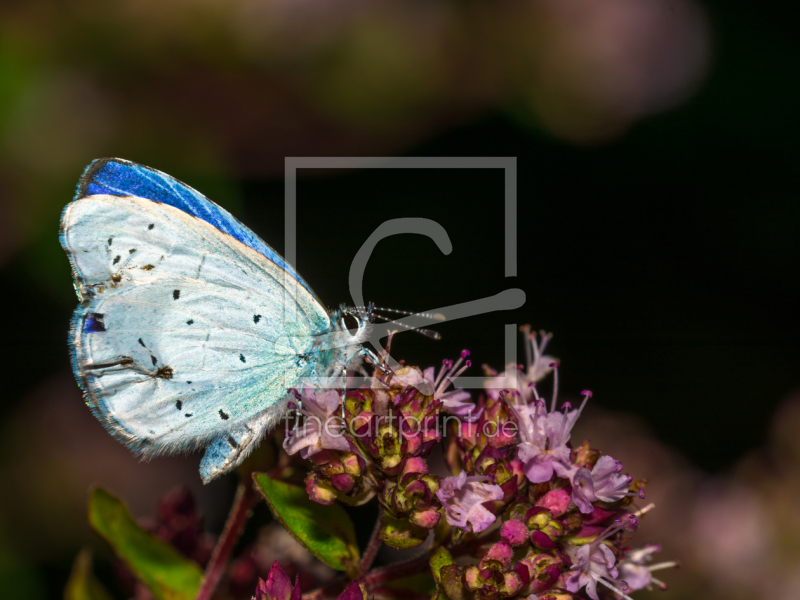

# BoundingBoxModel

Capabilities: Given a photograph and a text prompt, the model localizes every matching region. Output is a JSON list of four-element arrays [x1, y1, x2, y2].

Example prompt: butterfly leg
[[340, 366, 347, 432], [361, 347, 392, 376]]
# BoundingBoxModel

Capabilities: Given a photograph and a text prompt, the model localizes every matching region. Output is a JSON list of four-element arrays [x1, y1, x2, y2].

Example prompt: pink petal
[[467, 501, 498, 533], [572, 468, 596, 514], [315, 390, 342, 415]]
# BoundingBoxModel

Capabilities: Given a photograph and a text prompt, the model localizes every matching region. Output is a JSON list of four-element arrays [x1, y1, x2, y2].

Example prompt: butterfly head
[[334, 303, 374, 346]]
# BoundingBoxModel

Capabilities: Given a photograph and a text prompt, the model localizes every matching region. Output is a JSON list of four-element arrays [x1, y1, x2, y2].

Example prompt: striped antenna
[[369, 312, 441, 340], [373, 306, 446, 322], [353, 305, 444, 340]]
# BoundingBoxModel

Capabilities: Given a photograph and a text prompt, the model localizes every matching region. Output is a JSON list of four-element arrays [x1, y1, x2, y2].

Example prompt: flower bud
[[254, 562, 301, 600]]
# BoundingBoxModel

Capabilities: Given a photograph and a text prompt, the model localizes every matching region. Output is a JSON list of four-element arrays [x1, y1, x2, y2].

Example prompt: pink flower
[[283, 388, 349, 459], [565, 543, 619, 600], [515, 391, 591, 484], [572, 455, 631, 514], [521, 327, 557, 385], [436, 471, 504, 533], [422, 351, 476, 417], [619, 544, 678, 592], [566, 506, 656, 600], [484, 329, 556, 401]]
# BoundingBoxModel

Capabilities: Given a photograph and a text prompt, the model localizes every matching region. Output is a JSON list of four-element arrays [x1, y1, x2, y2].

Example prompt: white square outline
[[284, 157, 519, 389]]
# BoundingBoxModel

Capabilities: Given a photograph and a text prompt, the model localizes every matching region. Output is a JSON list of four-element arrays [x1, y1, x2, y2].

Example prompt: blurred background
[[0, 0, 798, 599]]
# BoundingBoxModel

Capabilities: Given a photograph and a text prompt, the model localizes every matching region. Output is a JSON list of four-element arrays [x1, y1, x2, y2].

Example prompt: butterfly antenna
[[354, 306, 444, 340], [372, 306, 446, 321], [369, 312, 441, 340]]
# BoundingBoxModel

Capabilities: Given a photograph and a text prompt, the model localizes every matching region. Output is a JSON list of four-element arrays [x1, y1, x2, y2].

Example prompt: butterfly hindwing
[[61, 194, 331, 458], [75, 158, 318, 298]]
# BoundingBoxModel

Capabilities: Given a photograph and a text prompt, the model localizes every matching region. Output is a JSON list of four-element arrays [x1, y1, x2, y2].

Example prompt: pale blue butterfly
[[60, 158, 376, 483]]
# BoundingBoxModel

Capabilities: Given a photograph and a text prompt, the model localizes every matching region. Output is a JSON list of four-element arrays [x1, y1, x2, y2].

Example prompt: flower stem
[[357, 518, 383, 578], [195, 481, 259, 600], [362, 554, 430, 590]]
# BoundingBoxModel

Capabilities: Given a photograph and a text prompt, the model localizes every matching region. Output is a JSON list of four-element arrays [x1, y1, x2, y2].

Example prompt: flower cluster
[[280, 328, 677, 599]]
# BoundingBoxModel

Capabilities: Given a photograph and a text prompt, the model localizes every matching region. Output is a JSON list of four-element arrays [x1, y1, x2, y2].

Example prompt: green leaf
[[64, 550, 113, 600], [88, 487, 203, 600], [429, 547, 454, 585], [253, 473, 359, 572]]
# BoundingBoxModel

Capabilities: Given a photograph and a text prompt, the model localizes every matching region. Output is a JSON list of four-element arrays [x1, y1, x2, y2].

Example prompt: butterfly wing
[[75, 158, 321, 300], [60, 192, 331, 464]]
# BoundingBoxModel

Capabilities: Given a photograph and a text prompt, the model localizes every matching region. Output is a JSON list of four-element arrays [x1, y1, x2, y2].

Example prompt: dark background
[[0, 1, 797, 598]]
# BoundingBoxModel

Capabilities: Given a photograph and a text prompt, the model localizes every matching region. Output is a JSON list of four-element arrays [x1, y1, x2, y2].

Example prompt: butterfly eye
[[342, 313, 360, 335]]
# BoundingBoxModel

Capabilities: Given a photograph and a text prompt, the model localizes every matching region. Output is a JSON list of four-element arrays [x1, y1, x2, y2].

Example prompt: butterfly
[[60, 158, 376, 483]]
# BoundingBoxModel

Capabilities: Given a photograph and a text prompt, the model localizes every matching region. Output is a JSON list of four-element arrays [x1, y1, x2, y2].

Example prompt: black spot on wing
[[148, 223, 154, 230], [219, 409, 230, 420], [107, 237, 112, 246], [226, 435, 238, 448], [239, 354, 246, 363], [185, 413, 193, 418], [84, 313, 106, 333], [186, 380, 192, 384], [129, 248, 136, 254], [138, 338, 146, 347], [254, 314, 261, 323], [176, 400, 182, 410], [173, 290, 180, 300], [112, 255, 121, 265], [187, 319, 194, 325], [151, 355, 158, 366]]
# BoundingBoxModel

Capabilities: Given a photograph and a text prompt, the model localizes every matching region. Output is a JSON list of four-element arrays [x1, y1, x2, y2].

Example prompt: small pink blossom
[[515, 392, 591, 484], [484, 329, 556, 401], [619, 544, 678, 592], [436, 471, 504, 533], [521, 328, 557, 385], [565, 543, 619, 600], [423, 350, 475, 417], [572, 455, 631, 514], [283, 388, 349, 459]]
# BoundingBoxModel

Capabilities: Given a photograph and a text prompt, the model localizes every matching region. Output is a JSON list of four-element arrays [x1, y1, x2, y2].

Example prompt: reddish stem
[[357, 518, 383, 578], [362, 554, 430, 590], [195, 481, 259, 600]]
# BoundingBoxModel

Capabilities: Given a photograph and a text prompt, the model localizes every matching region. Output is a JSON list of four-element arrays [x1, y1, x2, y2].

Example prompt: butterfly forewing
[[75, 158, 320, 301]]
